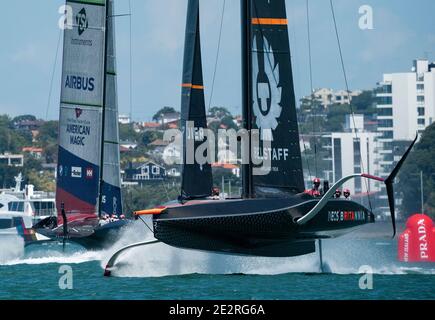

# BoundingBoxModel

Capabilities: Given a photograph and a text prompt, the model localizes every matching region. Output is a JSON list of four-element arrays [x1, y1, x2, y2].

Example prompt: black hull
[[153, 196, 374, 257]]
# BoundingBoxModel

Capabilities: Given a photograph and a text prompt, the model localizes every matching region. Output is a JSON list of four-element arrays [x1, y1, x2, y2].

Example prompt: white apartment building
[[376, 59, 435, 177], [322, 115, 381, 195]]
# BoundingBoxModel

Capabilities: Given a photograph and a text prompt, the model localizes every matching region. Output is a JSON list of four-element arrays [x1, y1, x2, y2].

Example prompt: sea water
[[0, 221, 434, 300]]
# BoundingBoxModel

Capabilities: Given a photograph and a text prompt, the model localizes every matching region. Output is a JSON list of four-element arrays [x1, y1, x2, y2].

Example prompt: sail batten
[[180, 0, 213, 200]]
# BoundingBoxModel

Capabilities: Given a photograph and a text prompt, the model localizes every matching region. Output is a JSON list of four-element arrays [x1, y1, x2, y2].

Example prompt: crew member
[[343, 189, 351, 199], [334, 189, 342, 199], [304, 178, 322, 197], [211, 187, 220, 199]]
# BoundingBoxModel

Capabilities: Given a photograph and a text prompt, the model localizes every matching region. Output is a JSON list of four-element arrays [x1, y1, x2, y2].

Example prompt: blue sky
[[0, 0, 434, 121]]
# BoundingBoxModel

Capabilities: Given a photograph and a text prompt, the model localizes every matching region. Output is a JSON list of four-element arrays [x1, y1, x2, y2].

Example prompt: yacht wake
[[103, 220, 435, 277]]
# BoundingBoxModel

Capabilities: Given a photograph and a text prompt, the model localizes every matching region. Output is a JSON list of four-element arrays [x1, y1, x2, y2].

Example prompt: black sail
[[249, 0, 305, 195], [180, 0, 213, 199]]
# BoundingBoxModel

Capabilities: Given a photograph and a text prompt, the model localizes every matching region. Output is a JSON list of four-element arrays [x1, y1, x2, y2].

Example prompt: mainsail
[[100, 0, 122, 216], [57, 0, 122, 216], [248, 0, 305, 195], [180, 0, 213, 199]]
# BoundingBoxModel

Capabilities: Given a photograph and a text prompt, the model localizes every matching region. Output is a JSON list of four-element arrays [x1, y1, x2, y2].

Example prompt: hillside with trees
[[398, 123, 435, 219]]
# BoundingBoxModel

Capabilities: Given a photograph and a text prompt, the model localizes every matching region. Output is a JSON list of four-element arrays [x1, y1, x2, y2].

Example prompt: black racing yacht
[[105, 0, 416, 275]]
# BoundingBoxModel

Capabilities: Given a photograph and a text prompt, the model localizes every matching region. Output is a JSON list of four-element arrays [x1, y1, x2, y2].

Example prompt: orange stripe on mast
[[181, 83, 204, 90], [251, 18, 288, 25]]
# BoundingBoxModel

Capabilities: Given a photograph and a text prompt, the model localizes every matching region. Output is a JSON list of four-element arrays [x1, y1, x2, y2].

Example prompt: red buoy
[[398, 214, 435, 262]]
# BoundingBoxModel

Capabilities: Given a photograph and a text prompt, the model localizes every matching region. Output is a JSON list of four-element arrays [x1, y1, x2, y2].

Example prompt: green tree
[[152, 107, 177, 122], [209, 106, 232, 119], [351, 90, 376, 113], [399, 123, 435, 219], [37, 121, 59, 163], [324, 104, 350, 132], [141, 130, 163, 146], [0, 115, 32, 153], [12, 115, 36, 124], [0, 164, 21, 189], [119, 123, 140, 142], [122, 183, 180, 215], [38, 121, 58, 145]]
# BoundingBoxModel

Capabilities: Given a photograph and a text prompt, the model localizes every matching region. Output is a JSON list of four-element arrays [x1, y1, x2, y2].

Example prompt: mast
[[98, 0, 110, 218], [241, 0, 254, 198], [99, 0, 123, 218]]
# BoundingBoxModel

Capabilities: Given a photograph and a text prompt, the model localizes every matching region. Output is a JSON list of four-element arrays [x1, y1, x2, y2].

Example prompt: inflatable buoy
[[398, 214, 435, 262]]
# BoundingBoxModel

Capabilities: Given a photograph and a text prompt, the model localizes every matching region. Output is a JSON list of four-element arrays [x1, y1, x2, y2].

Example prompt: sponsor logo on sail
[[71, 167, 82, 178], [76, 8, 88, 36], [67, 122, 91, 146], [75, 108, 83, 119], [65, 75, 95, 92], [252, 35, 282, 142], [71, 7, 93, 46], [85, 168, 94, 179]]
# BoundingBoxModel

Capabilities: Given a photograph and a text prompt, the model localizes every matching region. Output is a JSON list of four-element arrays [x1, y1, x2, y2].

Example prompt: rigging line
[[129, 0, 133, 122], [111, 14, 132, 18], [289, 3, 311, 180], [329, 0, 373, 211], [207, 0, 226, 112], [160, 178, 171, 202], [139, 216, 155, 235], [306, 0, 318, 178], [45, 29, 62, 120]]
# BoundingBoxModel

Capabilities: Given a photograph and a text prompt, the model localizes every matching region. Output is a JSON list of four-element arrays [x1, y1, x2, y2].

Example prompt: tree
[[38, 121, 58, 146], [122, 183, 180, 216], [324, 104, 350, 132], [141, 131, 163, 146], [399, 123, 435, 219], [351, 90, 376, 113], [0, 164, 21, 189], [12, 115, 36, 124], [209, 106, 232, 119], [119, 123, 140, 142], [0, 115, 32, 153], [152, 107, 177, 122]]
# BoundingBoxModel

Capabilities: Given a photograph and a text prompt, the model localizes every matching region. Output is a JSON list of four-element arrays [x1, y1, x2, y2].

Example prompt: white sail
[[57, 0, 107, 215]]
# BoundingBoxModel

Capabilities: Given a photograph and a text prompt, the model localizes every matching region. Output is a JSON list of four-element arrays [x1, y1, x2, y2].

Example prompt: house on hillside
[[0, 153, 24, 167], [22, 147, 43, 159], [124, 161, 166, 183], [158, 112, 180, 125], [120, 141, 138, 150], [141, 122, 161, 131], [212, 163, 240, 178]]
